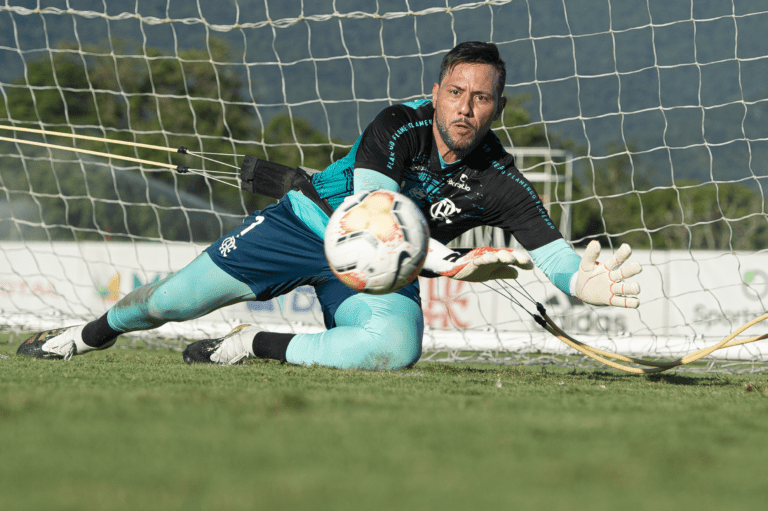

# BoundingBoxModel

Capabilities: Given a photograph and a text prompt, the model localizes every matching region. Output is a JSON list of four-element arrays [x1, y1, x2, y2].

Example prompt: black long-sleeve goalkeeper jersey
[[310, 99, 563, 251]]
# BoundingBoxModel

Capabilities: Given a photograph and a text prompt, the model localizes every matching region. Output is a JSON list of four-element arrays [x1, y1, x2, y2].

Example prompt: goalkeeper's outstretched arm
[[353, 166, 642, 308], [425, 237, 642, 309]]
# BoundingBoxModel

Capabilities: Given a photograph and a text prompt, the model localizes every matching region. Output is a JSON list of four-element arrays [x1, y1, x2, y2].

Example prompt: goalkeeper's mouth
[[449, 121, 478, 146], [451, 120, 475, 133], [450, 120, 476, 140]]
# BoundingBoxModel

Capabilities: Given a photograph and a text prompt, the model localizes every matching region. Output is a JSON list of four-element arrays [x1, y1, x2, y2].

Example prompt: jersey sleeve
[[529, 238, 582, 295], [354, 105, 418, 184], [354, 167, 399, 193], [483, 169, 564, 251]]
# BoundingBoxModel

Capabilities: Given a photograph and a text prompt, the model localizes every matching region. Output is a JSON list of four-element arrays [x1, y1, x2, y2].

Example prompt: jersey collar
[[431, 129, 502, 172]]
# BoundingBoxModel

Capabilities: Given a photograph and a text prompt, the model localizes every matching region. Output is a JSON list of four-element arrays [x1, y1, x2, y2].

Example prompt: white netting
[[1, 0, 767, 371]]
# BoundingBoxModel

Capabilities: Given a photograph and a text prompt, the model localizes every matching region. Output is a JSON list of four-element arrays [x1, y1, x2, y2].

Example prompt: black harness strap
[[240, 155, 334, 217]]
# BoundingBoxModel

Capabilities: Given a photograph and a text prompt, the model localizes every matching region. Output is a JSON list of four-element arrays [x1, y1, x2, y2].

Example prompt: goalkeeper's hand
[[575, 240, 642, 308], [427, 245, 534, 282]]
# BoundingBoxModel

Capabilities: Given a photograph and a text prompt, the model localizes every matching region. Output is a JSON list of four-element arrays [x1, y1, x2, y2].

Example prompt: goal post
[[1, 0, 768, 371]]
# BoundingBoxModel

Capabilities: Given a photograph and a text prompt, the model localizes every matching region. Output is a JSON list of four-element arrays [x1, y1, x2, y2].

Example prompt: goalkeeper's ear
[[493, 94, 507, 122]]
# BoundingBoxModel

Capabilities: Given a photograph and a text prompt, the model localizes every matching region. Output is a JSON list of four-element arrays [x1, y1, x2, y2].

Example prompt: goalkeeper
[[18, 41, 641, 370]]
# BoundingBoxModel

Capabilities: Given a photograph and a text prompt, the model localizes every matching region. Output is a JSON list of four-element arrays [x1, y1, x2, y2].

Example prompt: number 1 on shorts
[[240, 216, 264, 237]]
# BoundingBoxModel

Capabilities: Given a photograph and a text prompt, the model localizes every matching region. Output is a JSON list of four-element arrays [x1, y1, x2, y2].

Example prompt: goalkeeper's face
[[432, 62, 506, 163]]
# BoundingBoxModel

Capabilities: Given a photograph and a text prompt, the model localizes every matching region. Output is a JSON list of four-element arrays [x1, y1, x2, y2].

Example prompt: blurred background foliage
[[1, 38, 766, 249]]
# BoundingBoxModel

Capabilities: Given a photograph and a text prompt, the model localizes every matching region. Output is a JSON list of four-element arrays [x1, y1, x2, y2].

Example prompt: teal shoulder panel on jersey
[[402, 98, 432, 110]]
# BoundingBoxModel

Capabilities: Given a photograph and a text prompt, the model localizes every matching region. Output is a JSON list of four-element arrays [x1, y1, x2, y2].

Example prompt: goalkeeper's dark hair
[[438, 41, 506, 98]]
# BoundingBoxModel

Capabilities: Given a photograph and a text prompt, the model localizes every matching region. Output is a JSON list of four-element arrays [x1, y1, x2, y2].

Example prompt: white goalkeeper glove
[[424, 239, 533, 282], [575, 240, 642, 308]]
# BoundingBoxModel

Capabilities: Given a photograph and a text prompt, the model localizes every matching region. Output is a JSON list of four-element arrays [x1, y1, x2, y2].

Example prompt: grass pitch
[[2, 335, 768, 511]]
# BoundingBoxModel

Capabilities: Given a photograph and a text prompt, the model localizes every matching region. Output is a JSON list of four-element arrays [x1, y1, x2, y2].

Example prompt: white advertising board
[[2, 242, 767, 360]]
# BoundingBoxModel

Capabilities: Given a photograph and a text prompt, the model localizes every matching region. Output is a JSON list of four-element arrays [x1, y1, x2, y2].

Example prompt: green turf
[[2, 336, 767, 511]]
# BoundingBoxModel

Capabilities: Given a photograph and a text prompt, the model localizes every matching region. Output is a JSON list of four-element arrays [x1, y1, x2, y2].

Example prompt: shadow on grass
[[571, 368, 734, 387], [422, 363, 728, 385]]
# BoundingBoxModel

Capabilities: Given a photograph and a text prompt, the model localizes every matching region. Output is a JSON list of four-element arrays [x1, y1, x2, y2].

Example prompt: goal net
[[1, 0, 767, 371]]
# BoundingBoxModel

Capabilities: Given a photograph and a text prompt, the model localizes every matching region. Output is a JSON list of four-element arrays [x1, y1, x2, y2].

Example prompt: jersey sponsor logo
[[447, 174, 470, 191], [430, 198, 462, 224]]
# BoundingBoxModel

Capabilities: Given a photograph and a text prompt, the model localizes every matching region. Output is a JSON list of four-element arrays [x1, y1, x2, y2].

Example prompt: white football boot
[[182, 325, 259, 365], [16, 325, 90, 360]]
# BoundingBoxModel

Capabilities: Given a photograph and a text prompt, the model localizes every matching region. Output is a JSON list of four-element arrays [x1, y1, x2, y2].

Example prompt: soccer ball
[[324, 190, 430, 294]]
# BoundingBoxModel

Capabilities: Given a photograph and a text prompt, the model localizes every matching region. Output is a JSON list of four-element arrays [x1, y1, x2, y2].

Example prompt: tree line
[[0, 39, 343, 242], [1, 38, 766, 249], [492, 97, 768, 251]]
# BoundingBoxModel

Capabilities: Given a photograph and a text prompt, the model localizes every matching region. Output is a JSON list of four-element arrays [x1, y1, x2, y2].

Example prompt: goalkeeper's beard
[[435, 116, 482, 159]]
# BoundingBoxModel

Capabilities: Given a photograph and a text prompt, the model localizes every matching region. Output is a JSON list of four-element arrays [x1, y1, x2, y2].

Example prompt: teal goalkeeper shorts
[[205, 197, 421, 329]]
